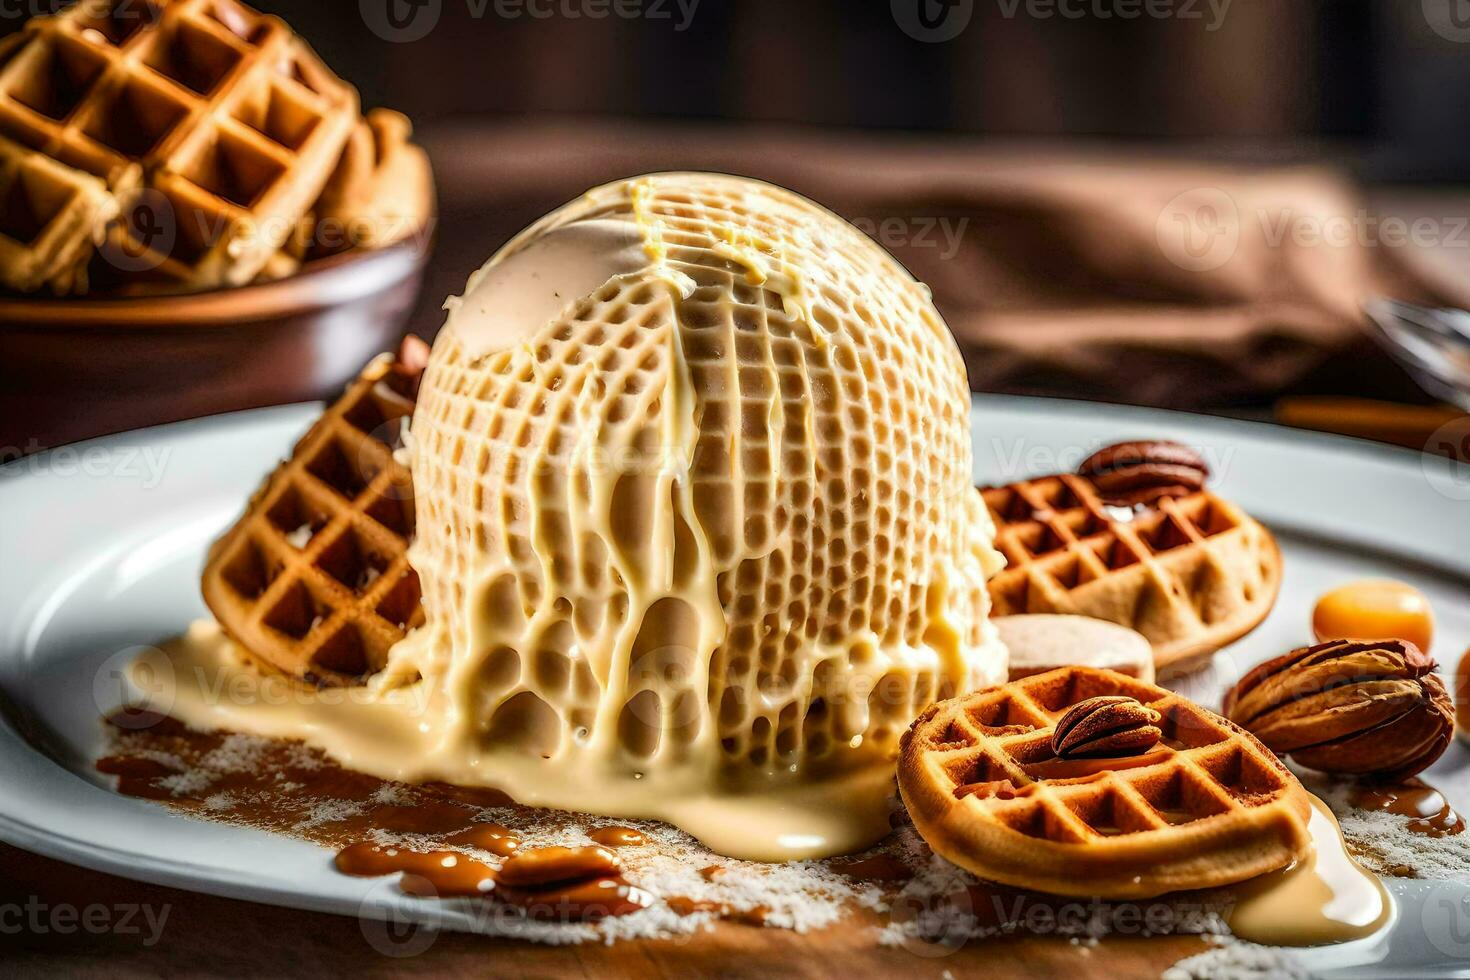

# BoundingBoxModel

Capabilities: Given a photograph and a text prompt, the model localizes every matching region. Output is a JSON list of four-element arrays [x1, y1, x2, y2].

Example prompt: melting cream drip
[[1228, 796, 1391, 947], [154, 174, 1006, 861]]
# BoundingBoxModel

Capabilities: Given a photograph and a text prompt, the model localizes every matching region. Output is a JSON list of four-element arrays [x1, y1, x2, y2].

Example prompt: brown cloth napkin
[[424, 121, 1440, 409]]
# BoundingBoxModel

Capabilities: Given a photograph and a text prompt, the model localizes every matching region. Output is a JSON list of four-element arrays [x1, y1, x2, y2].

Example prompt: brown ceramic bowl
[[0, 238, 431, 455]]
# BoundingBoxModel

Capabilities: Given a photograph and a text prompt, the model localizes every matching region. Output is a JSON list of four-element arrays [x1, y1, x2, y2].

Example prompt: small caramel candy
[[1458, 648, 1470, 747], [1312, 580, 1434, 653]]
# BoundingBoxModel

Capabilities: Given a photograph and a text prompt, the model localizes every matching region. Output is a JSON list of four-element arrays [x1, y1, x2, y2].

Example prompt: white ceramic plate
[[2, 396, 1468, 973]]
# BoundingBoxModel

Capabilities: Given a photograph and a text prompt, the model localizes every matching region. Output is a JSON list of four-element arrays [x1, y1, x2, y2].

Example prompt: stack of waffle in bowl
[[0, 0, 432, 296]]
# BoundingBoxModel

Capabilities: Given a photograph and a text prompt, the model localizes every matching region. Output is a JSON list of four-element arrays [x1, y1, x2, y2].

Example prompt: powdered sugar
[[102, 722, 880, 943], [1318, 779, 1470, 880], [1161, 937, 1308, 980], [100, 718, 1468, 964], [874, 824, 1231, 954]]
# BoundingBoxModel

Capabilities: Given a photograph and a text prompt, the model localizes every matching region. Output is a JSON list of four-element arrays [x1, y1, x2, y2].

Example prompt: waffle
[[0, 130, 117, 292], [201, 340, 426, 685], [0, 0, 358, 294], [898, 667, 1313, 899], [311, 108, 433, 256], [980, 473, 1281, 672]]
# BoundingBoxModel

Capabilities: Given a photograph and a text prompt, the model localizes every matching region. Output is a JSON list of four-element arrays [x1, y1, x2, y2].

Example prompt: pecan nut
[[1051, 695, 1163, 759], [1223, 639, 1454, 782], [1077, 440, 1210, 507]]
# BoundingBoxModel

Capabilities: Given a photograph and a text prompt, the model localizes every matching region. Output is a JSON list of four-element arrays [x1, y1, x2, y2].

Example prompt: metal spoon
[[1363, 298, 1470, 410]]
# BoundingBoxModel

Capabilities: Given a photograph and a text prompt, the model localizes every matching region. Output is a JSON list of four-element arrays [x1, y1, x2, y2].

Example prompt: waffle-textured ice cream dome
[[160, 174, 1007, 858], [366, 173, 1008, 857]]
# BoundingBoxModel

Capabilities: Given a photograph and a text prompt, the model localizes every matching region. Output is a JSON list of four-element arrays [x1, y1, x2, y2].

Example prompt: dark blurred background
[[250, 0, 1465, 179], [249, 0, 1470, 428], [6, 0, 1470, 446]]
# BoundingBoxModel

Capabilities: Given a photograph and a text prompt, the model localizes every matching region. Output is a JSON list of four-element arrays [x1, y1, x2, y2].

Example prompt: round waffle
[[898, 667, 1312, 899], [980, 473, 1282, 672]]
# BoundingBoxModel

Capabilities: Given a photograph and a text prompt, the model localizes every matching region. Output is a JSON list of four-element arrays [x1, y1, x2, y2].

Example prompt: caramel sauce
[[498, 875, 654, 921], [667, 896, 723, 916], [95, 755, 182, 800], [444, 824, 522, 856], [1023, 747, 1174, 781], [665, 896, 769, 925], [336, 839, 647, 919], [491, 845, 653, 920], [96, 712, 641, 922], [497, 845, 621, 888], [729, 906, 770, 926], [335, 843, 498, 898], [589, 826, 649, 848], [1351, 779, 1465, 838], [832, 853, 913, 883], [1227, 797, 1391, 947]]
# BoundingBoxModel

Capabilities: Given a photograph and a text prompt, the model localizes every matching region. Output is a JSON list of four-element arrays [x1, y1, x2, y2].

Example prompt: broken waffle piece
[[200, 340, 426, 684]]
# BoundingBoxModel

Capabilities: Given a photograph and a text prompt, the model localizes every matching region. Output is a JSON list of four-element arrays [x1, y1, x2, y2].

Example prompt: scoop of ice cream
[[387, 173, 1006, 857]]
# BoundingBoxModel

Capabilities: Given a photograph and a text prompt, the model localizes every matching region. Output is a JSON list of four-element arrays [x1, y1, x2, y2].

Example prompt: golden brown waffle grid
[[201, 352, 423, 684], [0, 129, 116, 291], [980, 474, 1281, 671], [898, 667, 1312, 898], [0, 0, 357, 293]]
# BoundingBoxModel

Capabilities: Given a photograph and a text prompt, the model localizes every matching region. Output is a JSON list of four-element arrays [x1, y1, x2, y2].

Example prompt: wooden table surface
[[0, 841, 1208, 977]]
